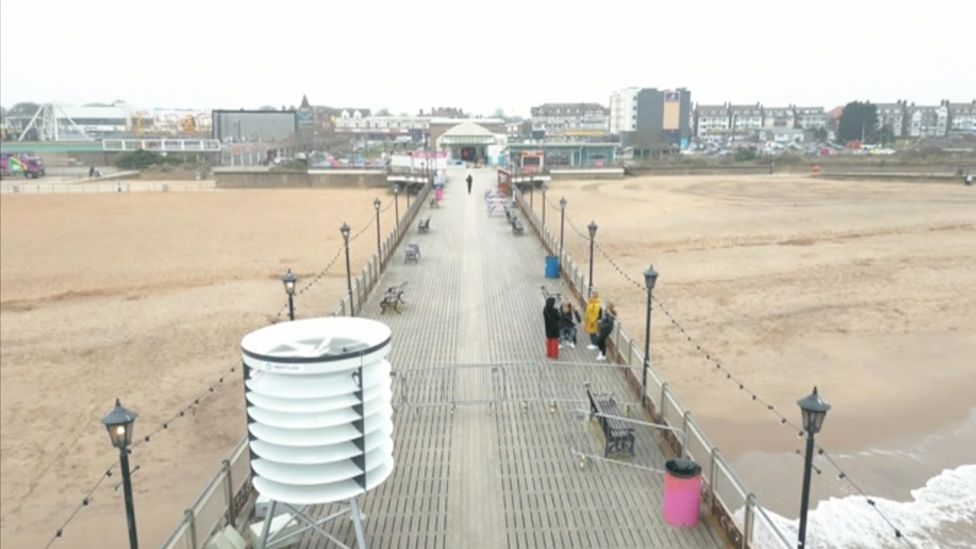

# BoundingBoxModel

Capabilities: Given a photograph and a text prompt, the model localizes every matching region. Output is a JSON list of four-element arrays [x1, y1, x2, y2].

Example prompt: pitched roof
[[441, 121, 494, 137]]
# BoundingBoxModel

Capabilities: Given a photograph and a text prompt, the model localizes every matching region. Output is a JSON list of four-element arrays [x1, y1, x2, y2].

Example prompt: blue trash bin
[[545, 256, 560, 279]]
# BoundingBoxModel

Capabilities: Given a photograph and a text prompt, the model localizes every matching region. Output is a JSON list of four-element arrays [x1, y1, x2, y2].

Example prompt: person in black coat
[[595, 303, 616, 362], [543, 297, 561, 359], [466, 173, 473, 194]]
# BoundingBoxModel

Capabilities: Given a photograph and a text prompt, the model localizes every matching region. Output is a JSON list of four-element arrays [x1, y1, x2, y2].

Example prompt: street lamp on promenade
[[393, 185, 400, 230], [587, 221, 598, 296], [102, 400, 139, 549], [642, 265, 658, 407], [541, 184, 548, 231], [282, 269, 297, 321], [558, 197, 567, 270], [797, 387, 831, 549], [340, 222, 354, 316], [373, 198, 382, 260]]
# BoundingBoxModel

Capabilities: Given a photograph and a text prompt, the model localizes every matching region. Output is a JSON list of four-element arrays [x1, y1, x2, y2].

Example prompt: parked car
[[0, 153, 46, 179]]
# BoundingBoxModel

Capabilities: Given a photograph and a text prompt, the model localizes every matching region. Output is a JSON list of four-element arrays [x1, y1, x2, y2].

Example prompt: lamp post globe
[[102, 399, 139, 549], [559, 196, 567, 211], [373, 197, 381, 211], [588, 220, 598, 238], [798, 386, 831, 434], [796, 386, 830, 549], [102, 398, 137, 448], [282, 269, 297, 296], [644, 264, 658, 292]]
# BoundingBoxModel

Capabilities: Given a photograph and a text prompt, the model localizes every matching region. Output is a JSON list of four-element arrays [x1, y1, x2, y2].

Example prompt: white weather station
[[241, 317, 395, 549]]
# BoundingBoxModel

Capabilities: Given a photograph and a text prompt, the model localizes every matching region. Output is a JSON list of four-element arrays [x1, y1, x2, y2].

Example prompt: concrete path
[[297, 168, 721, 549]]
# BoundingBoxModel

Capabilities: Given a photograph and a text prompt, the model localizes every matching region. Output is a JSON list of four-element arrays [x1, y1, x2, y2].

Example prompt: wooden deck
[[295, 169, 722, 549]]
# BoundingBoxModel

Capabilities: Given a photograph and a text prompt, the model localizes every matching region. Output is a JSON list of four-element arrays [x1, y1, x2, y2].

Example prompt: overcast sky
[[2, 0, 973, 117]]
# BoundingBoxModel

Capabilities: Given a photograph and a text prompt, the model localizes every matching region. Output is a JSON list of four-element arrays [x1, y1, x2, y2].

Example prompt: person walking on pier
[[466, 173, 473, 194], [595, 303, 616, 362], [543, 296, 561, 359], [559, 301, 581, 349], [584, 292, 603, 350]]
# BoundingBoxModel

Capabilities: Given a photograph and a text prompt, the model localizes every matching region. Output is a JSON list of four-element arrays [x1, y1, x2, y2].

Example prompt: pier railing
[[331, 183, 431, 316], [161, 183, 431, 549], [513, 188, 792, 549]]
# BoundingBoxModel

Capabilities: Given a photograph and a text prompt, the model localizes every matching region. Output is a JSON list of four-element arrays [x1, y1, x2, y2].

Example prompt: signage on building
[[663, 92, 681, 131]]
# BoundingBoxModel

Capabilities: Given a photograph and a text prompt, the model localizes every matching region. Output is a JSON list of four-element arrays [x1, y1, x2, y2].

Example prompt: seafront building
[[609, 87, 693, 157], [529, 102, 609, 139]]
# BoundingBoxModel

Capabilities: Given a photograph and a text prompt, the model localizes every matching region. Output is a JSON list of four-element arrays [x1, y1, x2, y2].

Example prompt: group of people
[[543, 291, 617, 362]]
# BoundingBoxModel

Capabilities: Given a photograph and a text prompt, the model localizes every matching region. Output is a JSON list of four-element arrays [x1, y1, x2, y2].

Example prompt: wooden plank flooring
[[296, 169, 721, 549]]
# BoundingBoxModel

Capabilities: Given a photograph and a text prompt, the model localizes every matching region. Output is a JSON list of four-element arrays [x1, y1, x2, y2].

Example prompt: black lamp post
[[102, 399, 139, 549], [587, 221, 598, 296], [282, 269, 297, 321], [393, 185, 400, 229], [558, 197, 567, 269], [373, 198, 382, 260], [642, 265, 658, 407], [797, 386, 831, 549], [541, 184, 548, 230], [340, 222, 354, 316], [529, 182, 534, 209]]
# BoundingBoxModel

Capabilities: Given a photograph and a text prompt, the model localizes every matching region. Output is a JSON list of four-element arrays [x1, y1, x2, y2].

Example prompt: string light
[[43, 363, 241, 547]]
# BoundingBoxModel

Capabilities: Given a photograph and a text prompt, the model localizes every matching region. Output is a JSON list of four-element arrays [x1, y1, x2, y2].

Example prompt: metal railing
[[162, 182, 430, 549], [160, 438, 250, 549], [513, 188, 792, 549], [332, 183, 431, 317], [0, 181, 216, 194], [102, 138, 221, 152]]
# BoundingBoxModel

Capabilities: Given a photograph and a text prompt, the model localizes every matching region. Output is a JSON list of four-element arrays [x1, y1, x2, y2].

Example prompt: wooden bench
[[585, 384, 635, 457], [511, 216, 524, 234], [404, 243, 420, 264], [418, 217, 430, 233], [486, 199, 509, 216], [379, 282, 407, 314]]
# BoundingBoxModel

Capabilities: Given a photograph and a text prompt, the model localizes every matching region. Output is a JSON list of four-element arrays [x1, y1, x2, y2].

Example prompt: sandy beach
[[0, 186, 399, 548], [529, 174, 976, 546], [2, 173, 974, 548]]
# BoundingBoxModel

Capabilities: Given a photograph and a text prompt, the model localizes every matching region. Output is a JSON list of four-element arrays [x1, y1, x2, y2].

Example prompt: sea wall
[[214, 169, 387, 189]]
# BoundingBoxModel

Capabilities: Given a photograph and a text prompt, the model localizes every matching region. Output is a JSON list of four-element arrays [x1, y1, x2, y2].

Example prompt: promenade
[[293, 168, 721, 548]]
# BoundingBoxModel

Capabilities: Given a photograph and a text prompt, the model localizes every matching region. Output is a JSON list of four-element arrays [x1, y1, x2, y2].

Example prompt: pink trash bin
[[435, 187, 444, 201], [663, 458, 702, 527]]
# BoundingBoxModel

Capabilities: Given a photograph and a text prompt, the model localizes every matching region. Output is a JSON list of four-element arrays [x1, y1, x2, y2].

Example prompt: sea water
[[737, 409, 976, 548], [756, 464, 976, 548]]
